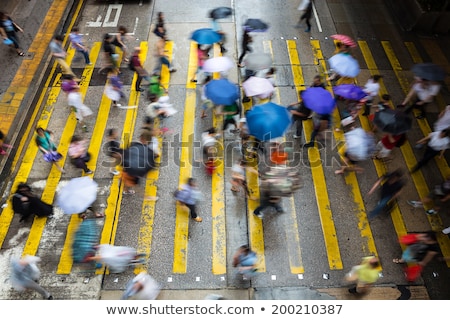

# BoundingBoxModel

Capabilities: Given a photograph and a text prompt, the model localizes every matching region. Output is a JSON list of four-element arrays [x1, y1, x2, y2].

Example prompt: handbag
[[43, 150, 63, 162], [404, 264, 422, 282], [3, 38, 13, 46]]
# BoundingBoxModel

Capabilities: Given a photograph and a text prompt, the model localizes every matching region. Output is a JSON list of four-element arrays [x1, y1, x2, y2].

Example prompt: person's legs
[[411, 146, 439, 172], [56, 58, 76, 77], [79, 50, 90, 64], [23, 279, 52, 299], [368, 195, 392, 219], [135, 73, 143, 91]]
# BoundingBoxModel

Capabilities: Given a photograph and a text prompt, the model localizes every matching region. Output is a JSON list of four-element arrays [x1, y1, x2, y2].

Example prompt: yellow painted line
[[381, 41, 450, 264], [135, 41, 174, 274], [307, 40, 342, 269], [173, 42, 197, 273]]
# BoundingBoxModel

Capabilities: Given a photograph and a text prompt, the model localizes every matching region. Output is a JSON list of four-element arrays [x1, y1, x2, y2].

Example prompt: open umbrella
[[190, 28, 222, 45], [123, 142, 157, 177], [209, 7, 232, 19], [328, 53, 360, 78], [56, 177, 98, 214], [373, 109, 412, 135], [202, 56, 234, 73], [302, 87, 336, 115], [246, 102, 291, 141], [205, 79, 240, 105], [331, 34, 357, 48], [344, 128, 375, 161], [243, 53, 272, 71], [333, 84, 366, 101], [243, 19, 269, 32], [242, 76, 274, 98], [411, 63, 446, 82]]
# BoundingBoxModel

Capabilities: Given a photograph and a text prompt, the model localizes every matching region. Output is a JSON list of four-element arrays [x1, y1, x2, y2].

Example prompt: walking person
[[49, 34, 79, 81], [0, 11, 25, 56], [411, 128, 450, 173], [190, 44, 209, 83], [130, 47, 150, 92], [400, 78, 441, 119], [99, 33, 119, 74], [12, 183, 54, 222], [0, 130, 12, 156], [344, 256, 380, 295], [366, 169, 404, 219], [296, 0, 313, 32], [10, 255, 53, 300], [287, 90, 312, 140], [253, 188, 284, 219], [68, 135, 93, 175], [152, 36, 176, 75], [304, 113, 331, 148], [407, 176, 450, 215], [104, 128, 122, 175], [61, 74, 93, 131], [153, 12, 167, 40], [372, 132, 405, 160], [69, 26, 91, 65], [210, 17, 227, 54], [174, 177, 203, 222], [35, 127, 64, 173], [232, 245, 258, 280], [237, 30, 252, 67], [111, 25, 129, 62], [105, 69, 126, 107], [361, 75, 382, 116]]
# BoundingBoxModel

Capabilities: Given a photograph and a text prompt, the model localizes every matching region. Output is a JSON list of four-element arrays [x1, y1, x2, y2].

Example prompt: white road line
[[312, 2, 322, 33]]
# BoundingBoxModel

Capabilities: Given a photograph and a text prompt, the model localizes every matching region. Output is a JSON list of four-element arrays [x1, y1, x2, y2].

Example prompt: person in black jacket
[[12, 183, 53, 222]]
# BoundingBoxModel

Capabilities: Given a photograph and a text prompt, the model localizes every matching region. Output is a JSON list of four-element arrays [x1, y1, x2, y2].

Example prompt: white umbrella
[[56, 177, 98, 214], [121, 272, 161, 300], [202, 56, 234, 73], [344, 128, 375, 161], [328, 53, 360, 78], [242, 76, 274, 98]]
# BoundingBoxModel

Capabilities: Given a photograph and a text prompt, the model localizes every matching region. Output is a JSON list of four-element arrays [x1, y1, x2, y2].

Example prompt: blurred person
[[148, 73, 167, 98], [199, 75, 213, 118], [434, 104, 450, 132], [12, 183, 54, 222], [104, 128, 122, 175], [105, 68, 126, 107], [61, 74, 93, 131], [152, 36, 176, 75], [174, 177, 203, 222], [232, 245, 258, 280], [361, 75, 382, 116], [10, 255, 53, 299], [111, 25, 129, 62], [153, 12, 167, 39], [407, 176, 450, 215], [230, 159, 257, 199], [366, 169, 404, 219], [253, 188, 284, 219], [210, 17, 226, 54], [49, 34, 79, 80], [0, 11, 24, 56], [400, 78, 441, 119], [35, 127, 64, 173], [311, 74, 326, 89], [85, 244, 145, 273], [121, 272, 160, 300], [69, 26, 91, 65], [411, 128, 450, 173], [344, 256, 380, 295], [191, 44, 209, 83], [288, 90, 312, 140], [372, 132, 405, 160], [68, 135, 93, 174], [296, 0, 313, 32], [130, 47, 150, 92], [99, 33, 118, 74], [304, 113, 331, 148], [0, 130, 12, 156], [237, 30, 252, 67]]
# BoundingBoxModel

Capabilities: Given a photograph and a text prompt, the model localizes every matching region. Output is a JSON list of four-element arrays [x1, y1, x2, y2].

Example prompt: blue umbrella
[[205, 79, 240, 105], [243, 19, 269, 32], [246, 102, 291, 141], [302, 87, 336, 115], [209, 7, 232, 19], [328, 53, 360, 77], [190, 28, 222, 45], [333, 84, 367, 101]]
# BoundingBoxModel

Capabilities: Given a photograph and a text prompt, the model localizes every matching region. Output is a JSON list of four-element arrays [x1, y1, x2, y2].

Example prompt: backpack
[[396, 133, 407, 148]]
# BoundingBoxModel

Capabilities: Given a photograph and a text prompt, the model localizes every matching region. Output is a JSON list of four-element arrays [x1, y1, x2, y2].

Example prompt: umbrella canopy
[[205, 79, 240, 105], [411, 63, 446, 82], [242, 76, 274, 98], [56, 177, 98, 214], [246, 102, 291, 141], [330, 34, 357, 48], [202, 56, 234, 73], [243, 53, 272, 71], [209, 7, 232, 19], [328, 53, 360, 78], [373, 109, 412, 135], [302, 87, 336, 115], [122, 142, 156, 177], [243, 19, 269, 32], [190, 28, 222, 45], [344, 128, 376, 161], [333, 84, 366, 101]]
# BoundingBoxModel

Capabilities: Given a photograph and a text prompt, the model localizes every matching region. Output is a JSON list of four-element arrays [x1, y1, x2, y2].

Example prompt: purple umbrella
[[302, 87, 336, 115], [333, 84, 366, 101]]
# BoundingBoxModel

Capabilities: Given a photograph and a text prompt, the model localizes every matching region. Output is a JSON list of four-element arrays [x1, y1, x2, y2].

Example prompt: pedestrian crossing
[[1, 31, 450, 296]]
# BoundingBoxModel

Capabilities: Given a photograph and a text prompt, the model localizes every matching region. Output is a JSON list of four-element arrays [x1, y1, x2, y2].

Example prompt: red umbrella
[[331, 34, 357, 48]]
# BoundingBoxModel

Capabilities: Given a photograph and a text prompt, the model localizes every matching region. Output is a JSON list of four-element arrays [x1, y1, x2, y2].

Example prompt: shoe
[[442, 227, 450, 235], [190, 79, 197, 83], [194, 217, 203, 222], [85, 169, 93, 175], [426, 209, 438, 215], [18, 51, 25, 56], [242, 97, 251, 103], [293, 134, 301, 139], [169, 68, 177, 73], [115, 103, 122, 107], [416, 114, 425, 119], [304, 142, 314, 148], [304, 28, 311, 32], [87, 62, 93, 65], [137, 88, 144, 92], [253, 212, 263, 219], [407, 200, 423, 208], [123, 189, 136, 195], [47, 295, 54, 300], [348, 287, 357, 294], [277, 208, 285, 214], [110, 169, 120, 175]]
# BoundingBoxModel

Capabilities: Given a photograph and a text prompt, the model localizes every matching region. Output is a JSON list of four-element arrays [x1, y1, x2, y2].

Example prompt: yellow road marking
[[173, 42, 197, 273]]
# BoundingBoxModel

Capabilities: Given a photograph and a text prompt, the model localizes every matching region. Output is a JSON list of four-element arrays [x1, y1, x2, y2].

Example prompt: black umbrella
[[209, 7, 232, 19], [373, 109, 412, 135], [411, 63, 446, 82], [243, 19, 269, 32], [122, 142, 156, 177]]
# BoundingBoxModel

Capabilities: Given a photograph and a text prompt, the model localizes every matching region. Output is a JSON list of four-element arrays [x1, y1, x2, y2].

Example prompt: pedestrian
[[230, 159, 251, 197], [148, 73, 167, 98], [105, 69, 126, 107], [111, 25, 129, 62], [121, 271, 160, 300], [153, 12, 167, 40], [61, 74, 93, 132], [190, 44, 209, 83], [85, 244, 145, 273], [49, 34, 79, 81], [210, 17, 226, 54], [145, 93, 170, 125], [99, 33, 119, 74], [311, 75, 326, 88], [407, 176, 450, 215], [12, 183, 54, 222], [0, 130, 12, 156], [411, 128, 450, 173], [434, 104, 450, 132], [201, 127, 219, 175], [35, 127, 64, 173], [344, 256, 380, 295], [199, 75, 213, 118], [104, 128, 122, 175], [253, 188, 284, 219], [153, 36, 176, 75], [130, 47, 151, 92], [237, 30, 252, 67], [68, 135, 93, 175], [219, 101, 240, 134], [69, 26, 91, 65], [366, 169, 404, 219], [232, 245, 258, 280], [400, 78, 441, 119], [174, 177, 203, 222], [304, 113, 331, 148], [10, 255, 53, 299], [361, 75, 382, 116], [288, 90, 312, 140], [296, 0, 313, 32], [372, 132, 405, 160], [0, 11, 25, 56]]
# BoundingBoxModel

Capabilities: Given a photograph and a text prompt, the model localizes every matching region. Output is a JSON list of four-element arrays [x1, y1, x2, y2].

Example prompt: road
[[0, 0, 449, 300]]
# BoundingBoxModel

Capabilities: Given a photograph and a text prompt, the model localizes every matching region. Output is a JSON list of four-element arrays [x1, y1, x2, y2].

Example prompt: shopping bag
[[404, 264, 422, 282]]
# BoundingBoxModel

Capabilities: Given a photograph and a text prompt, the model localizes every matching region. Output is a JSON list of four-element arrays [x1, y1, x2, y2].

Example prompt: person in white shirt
[[434, 105, 450, 132], [401, 79, 441, 119], [411, 129, 450, 173], [362, 75, 382, 116]]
